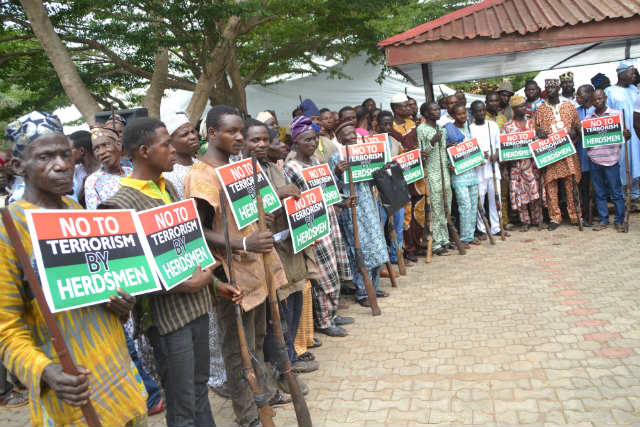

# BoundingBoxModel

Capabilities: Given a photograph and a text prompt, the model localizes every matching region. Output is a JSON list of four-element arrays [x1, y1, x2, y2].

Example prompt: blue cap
[[300, 99, 320, 118]]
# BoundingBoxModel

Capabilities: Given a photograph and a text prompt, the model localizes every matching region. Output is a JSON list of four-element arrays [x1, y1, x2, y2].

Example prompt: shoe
[[537, 222, 548, 230], [278, 375, 310, 395], [334, 315, 354, 325], [433, 247, 450, 256], [341, 286, 356, 295], [316, 325, 348, 337], [309, 336, 322, 348], [405, 253, 418, 262], [520, 224, 529, 232], [380, 269, 390, 278], [148, 398, 165, 415], [446, 242, 456, 250], [375, 290, 389, 298], [504, 223, 517, 231], [592, 224, 608, 231], [614, 223, 625, 233], [548, 221, 560, 231], [478, 233, 488, 241], [291, 359, 319, 373], [269, 391, 292, 407], [0, 390, 28, 408], [582, 221, 593, 227], [357, 298, 371, 307]]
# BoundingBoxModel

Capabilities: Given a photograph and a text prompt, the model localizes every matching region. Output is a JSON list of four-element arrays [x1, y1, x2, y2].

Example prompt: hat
[[255, 111, 274, 123], [616, 59, 636, 73], [105, 113, 126, 126], [90, 126, 118, 143], [559, 71, 574, 81], [333, 117, 355, 135], [590, 73, 610, 89], [498, 80, 514, 94], [300, 99, 320, 118], [164, 113, 191, 135], [291, 115, 314, 141], [390, 93, 409, 104], [545, 79, 560, 88], [5, 111, 63, 156], [509, 95, 526, 107]]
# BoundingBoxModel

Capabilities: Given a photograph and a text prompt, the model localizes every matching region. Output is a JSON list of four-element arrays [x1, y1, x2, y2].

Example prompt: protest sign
[[446, 138, 484, 175], [529, 128, 576, 168], [137, 199, 215, 290], [25, 209, 160, 313], [339, 138, 389, 183], [284, 186, 331, 253], [499, 130, 535, 161], [582, 114, 624, 148], [301, 164, 341, 206], [392, 149, 424, 184], [216, 158, 282, 229]]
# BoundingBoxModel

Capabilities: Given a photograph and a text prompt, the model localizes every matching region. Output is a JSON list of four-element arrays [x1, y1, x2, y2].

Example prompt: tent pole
[[421, 63, 435, 102]]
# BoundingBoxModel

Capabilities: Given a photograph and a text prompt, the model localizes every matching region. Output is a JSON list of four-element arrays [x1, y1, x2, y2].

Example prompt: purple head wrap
[[291, 115, 314, 141]]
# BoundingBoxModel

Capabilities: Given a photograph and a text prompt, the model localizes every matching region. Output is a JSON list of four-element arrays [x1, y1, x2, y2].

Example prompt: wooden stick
[[623, 110, 631, 233], [251, 158, 313, 426], [1, 209, 101, 427], [487, 123, 505, 240], [423, 178, 433, 263], [219, 196, 275, 427], [477, 198, 495, 245]]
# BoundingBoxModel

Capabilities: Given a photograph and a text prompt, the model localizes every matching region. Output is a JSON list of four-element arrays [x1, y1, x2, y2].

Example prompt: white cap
[[256, 111, 274, 123], [390, 93, 409, 104], [164, 113, 191, 135]]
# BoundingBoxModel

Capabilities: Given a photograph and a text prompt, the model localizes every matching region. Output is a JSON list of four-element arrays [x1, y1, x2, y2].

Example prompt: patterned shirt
[[417, 122, 450, 191], [525, 98, 544, 119], [585, 107, 623, 166], [84, 165, 132, 209], [0, 198, 147, 426], [164, 163, 194, 200], [485, 111, 507, 130]]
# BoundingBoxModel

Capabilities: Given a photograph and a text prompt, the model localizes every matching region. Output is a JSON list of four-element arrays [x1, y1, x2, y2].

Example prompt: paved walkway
[[3, 219, 640, 426]]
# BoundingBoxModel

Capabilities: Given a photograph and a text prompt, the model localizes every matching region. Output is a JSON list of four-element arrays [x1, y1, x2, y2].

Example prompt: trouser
[[453, 184, 479, 243], [476, 178, 501, 235], [219, 299, 272, 427], [294, 283, 314, 356], [124, 327, 163, 411], [149, 315, 215, 427], [591, 162, 625, 225], [0, 363, 11, 398], [579, 171, 592, 220], [353, 265, 381, 302], [208, 310, 227, 389], [265, 290, 303, 365], [517, 201, 543, 225], [379, 205, 404, 263], [312, 281, 339, 329], [546, 175, 579, 224]]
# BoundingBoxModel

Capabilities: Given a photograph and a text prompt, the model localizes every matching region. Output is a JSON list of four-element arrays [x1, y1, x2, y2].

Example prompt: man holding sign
[[585, 89, 630, 232], [1, 111, 146, 426], [534, 79, 582, 230]]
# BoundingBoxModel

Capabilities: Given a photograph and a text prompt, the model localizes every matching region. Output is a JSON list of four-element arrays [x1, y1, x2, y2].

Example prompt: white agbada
[[470, 120, 501, 234]]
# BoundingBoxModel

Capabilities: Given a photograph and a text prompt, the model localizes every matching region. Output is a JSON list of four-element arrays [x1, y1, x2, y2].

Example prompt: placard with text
[[447, 138, 484, 175], [25, 209, 161, 313], [499, 130, 535, 161], [216, 158, 282, 229], [529, 129, 576, 169], [392, 149, 424, 184], [301, 164, 341, 206], [137, 199, 215, 290], [339, 138, 389, 183], [284, 186, 331, 253], [582, 114, 624, 148]]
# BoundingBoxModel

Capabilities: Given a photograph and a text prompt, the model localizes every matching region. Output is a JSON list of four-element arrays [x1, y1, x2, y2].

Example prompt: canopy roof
[[378, 0, 640, 86]]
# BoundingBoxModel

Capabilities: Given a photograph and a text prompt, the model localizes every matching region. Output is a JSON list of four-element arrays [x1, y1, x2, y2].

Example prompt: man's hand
[[171, 265, 213, 294], [276, 184, 301, 200], [105, 288, 135, 319], [535, 127, 548, 140], [430, 131, 442, 144], [334, 160, 349, 176], [245, 230, 274, 253], [42, 363, 91, 407], [215, 280, 244, 304], [624, 129, 632, 141]]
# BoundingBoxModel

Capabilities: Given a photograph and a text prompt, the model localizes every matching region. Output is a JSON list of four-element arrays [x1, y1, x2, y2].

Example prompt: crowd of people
[[0, 58, 639, 427]]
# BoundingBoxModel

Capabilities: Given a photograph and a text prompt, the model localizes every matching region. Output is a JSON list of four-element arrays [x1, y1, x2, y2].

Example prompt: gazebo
[[378, 0, 640, 100]]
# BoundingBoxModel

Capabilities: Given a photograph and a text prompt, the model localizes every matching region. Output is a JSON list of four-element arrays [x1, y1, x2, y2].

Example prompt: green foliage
[[449, 72, 539, 94]]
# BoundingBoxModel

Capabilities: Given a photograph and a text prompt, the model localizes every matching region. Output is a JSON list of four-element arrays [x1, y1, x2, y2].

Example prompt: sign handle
[[1, 209, 102, 427]]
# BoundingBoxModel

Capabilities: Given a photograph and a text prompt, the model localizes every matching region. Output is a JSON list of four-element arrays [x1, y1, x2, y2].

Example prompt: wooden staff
[[438, 137, 465, 255], [623, 110, 631, 233], [487, 123, 505, 240], [219, 196, 275, 427], [388, 214, 406, 275], [477, 198, 495, 245], [423, 177, 433, 263], [344, 144, 381, 315], [1, 209, 101, 427], [251, 158, 313, 426], [572, 175, 584, 231]]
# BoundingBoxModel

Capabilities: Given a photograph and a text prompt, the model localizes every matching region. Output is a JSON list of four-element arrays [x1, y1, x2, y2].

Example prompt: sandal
[[298, 352, 315, 361], [375, 290, 389, 298], [470, 239, 481, 245], [0, 390, 28, 408], [309, 337, 322, 348], [433, 247, 449, 256], [520, 224, 529, 232]]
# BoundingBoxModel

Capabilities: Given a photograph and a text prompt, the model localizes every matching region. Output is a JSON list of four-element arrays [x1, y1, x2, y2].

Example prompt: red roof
[[378, 0, 640, 47]]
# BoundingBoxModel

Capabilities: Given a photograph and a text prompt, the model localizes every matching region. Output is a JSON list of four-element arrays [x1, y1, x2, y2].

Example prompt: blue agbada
[[605, 84, 640, 186], [328, 151, 389, 270]]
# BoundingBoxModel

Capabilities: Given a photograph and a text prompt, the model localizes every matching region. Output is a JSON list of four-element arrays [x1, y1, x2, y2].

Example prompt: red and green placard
[[137, 199, 215, 290], [216, 158, 282, 229], [446, 138, 484, 175], [392, 149, 424, 184], [284, 186, 331, 254], [499, 130, 535, 161], [581, 114, 624, 148], [529, 128, 576, 168], [339, 137, 390, 183], [25, 209, 161, 313], [301, 164, 341, 206]]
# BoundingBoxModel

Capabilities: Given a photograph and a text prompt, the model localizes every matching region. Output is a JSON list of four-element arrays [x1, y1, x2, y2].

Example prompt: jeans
[[590, 162, 625, 225], [149, 315, 215, 427], [379, 205, 404, 263], [124, 327, 162, 411], [353, 265, 381, 302], [264, 290, 303, 365]]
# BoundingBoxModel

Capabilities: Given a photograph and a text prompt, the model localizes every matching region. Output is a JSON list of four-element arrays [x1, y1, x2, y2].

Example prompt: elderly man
[[498, 80, 515, 121], [559, 71, 578, 105]]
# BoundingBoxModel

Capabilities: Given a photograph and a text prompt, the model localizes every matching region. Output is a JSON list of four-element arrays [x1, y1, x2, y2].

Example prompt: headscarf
[[509, 95, 526, 107], [590, 73, 609, 89], [333, 117, 355, 136], [290, 115, 313, 141], [545, 79, 560, 88], [105, 113, 126, 127], [559, 71, 574, 82], [164, 113, 191, 135], [300, 99, 320, 117], [256, 111, 274, 123], [5, 111, 63, 156], [90, 126, 118, 143]]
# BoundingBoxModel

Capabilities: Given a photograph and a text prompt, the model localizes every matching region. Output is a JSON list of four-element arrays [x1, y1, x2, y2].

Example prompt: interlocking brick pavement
[[3, 218, 640, 426]]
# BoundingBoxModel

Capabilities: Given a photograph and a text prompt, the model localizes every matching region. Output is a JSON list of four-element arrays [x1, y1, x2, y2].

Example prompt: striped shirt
[[585, 107, 623, 167]]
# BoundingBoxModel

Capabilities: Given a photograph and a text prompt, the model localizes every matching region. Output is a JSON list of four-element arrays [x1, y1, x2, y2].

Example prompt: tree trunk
[[186, 72, 213, 124], [142, 48, 168, 119], [20, 0, 100, 124]]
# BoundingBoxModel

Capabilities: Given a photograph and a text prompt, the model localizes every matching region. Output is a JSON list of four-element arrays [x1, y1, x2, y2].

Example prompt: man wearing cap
[[591, 73, 611, 91], [1, 111, 146, 427], [559, 72, 578, 106], [498, 80, 515, 122], [534, 79, 582, 230], [163, 113, 200, 199], [300, 99, 321, 127], [605, 60, 640, 209]]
